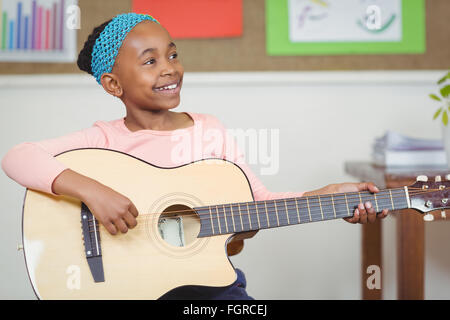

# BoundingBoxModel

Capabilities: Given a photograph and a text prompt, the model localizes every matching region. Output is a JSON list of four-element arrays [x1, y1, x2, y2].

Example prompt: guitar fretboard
[[195, 188, 409, 237]]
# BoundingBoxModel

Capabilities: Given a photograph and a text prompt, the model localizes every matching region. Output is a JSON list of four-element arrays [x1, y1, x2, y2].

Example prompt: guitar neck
[[196, 187, 410, 237]]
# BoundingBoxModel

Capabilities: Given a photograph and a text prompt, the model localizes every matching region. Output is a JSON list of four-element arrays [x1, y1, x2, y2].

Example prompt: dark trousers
[[159, 268, 254, 300]]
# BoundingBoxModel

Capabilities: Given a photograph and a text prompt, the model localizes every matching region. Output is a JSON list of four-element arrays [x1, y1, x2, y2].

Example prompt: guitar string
[[86, 188, 411, 228], [146, 187, 434, 218], [85, 201, 429, 236], [84, 187, 435, 223], [84, 201, 407, 237], [85, 189, 435, 235], [85, 189, 432, 233]]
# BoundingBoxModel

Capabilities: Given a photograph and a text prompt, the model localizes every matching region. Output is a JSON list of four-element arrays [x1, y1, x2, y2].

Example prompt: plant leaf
[[434, 108, 442, 119], [443, 110, 448, 126], [429, 93, 441, 101], [440, 84, 450, 98], [437, 71, 450, 85]]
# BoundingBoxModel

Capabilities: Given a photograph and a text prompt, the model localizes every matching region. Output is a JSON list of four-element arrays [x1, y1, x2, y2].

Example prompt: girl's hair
[[77, 19, 112, 75]]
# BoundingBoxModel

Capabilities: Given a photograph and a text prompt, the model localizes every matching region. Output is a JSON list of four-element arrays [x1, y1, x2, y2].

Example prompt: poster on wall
[[0, 0, 78, 62], [132, 0, 242, 39], [266, 0, 425, 55]]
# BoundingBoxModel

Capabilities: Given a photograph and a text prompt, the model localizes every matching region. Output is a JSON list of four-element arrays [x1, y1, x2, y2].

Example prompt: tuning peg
[[446, 174, 450, 181], [435, 175, 442, 182], [417, 175, 428, 182], [423, 213, 434, 222]]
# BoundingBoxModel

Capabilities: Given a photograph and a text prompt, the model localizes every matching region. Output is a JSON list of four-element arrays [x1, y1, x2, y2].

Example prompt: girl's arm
[[1, 126, 107, 194], [2, 125, 139, 234], [52, 169, 139, 235]]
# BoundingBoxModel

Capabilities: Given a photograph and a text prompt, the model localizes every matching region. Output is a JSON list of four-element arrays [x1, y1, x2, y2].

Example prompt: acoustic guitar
[[21, 148, 449, 299]]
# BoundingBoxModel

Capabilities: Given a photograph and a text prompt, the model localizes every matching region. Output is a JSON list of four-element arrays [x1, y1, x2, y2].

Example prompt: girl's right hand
[[81, 183, 139, 235], [52, 169, 139, 235]]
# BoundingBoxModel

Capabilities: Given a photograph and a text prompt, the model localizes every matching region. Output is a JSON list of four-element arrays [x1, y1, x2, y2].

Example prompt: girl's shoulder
[[91, 118, 131, 135], [188, 112, 226, 130]]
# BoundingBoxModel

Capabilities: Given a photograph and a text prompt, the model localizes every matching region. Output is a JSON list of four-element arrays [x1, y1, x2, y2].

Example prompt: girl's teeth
[[157, 83, 177, 91]]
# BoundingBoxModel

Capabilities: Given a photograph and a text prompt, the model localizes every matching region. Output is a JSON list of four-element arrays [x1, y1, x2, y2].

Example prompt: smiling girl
[[2, 13, 387, 300]]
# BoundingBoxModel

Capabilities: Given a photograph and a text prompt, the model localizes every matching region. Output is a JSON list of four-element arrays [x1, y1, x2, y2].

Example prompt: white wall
[[1, 71, 449, 299]]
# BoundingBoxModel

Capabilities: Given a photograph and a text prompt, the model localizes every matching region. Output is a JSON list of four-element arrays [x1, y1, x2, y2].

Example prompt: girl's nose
[[160, 60, 176, 76]]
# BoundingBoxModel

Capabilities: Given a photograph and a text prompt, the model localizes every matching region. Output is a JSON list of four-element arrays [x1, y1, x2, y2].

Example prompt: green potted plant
[[430, 71, 450, 166]]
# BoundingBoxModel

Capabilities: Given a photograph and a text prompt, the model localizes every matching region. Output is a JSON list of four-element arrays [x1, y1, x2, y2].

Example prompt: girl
[[1, 13, 388, 300]]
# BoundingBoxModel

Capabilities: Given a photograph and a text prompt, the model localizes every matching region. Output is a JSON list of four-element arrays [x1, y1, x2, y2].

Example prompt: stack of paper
[[372, 131, 447, 167]]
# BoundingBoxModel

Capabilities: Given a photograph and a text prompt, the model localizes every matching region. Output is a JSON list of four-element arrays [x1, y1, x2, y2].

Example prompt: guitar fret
[[295, 199, 301, 223], [273, 201, 280, 226], [255, 202, 261, 229], [229, 204, 236, 232], [404, 186, 411, 208], [264, 201, 270, 228], [209, 206, 215, 235], [248, 203, 259, 231], [284, 199, 290, 225], [238, 203, 244, 231], [389, 189, 395, 210], [331, 194, 336, 219], [222, 205, 229, 233], [246, 203, 252, 230], [344, 193, 350, 216], [215, 205, 222, 234], [374, 193, 379, 212], [318, 195, 324, 220], [306, 197, 312, 221]]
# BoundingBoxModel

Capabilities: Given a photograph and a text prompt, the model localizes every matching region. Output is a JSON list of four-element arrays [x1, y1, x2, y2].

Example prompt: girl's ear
[[100, 73, 123, 98]]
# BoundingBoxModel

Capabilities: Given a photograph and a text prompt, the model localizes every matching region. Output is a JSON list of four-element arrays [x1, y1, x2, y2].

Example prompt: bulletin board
[[0, 0, 448, 75]]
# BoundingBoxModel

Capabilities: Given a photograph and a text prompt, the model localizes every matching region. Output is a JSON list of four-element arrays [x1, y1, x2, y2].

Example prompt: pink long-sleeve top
[[2, 112, 304, 200]]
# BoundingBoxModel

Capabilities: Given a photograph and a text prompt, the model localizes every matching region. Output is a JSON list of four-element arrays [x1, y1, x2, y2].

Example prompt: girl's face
[[111, 21, 184, 111]]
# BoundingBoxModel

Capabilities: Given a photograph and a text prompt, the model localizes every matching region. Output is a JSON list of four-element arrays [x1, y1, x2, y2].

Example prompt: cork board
[[0, 0, 448, 74]]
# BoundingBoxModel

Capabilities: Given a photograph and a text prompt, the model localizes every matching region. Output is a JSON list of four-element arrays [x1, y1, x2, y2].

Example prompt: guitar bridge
[[81, 203, 105, 283]]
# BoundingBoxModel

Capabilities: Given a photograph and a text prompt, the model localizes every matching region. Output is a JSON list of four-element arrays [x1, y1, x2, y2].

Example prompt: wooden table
[[345, 162, 449, 300]]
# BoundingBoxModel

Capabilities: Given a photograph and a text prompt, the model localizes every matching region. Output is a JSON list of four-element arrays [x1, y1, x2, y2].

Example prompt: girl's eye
[[144, 58, 156, 65], [170, 53, 178, 59]]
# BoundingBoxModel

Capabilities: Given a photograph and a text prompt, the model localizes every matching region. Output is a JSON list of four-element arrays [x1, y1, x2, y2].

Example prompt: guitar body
[[22, 149, 254, 299]]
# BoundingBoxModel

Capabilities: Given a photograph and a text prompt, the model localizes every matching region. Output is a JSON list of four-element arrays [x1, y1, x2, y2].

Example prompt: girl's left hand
[[328, 182, 389, 224]]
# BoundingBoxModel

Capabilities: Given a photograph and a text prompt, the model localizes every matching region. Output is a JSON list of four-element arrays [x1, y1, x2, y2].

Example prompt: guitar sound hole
[[157, 204, 200, 247]]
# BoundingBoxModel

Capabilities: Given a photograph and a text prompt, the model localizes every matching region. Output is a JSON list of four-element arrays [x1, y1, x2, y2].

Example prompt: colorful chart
[[266, 0, 425, 56], [0, 0, 78, 62]]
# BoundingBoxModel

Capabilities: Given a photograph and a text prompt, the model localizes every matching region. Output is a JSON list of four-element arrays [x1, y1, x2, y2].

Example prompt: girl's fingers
[[129, 202, 139, 217], [366, 202, 377, 223], [358, 182, 379, 193], [351, 208, 360, 223], [376, 209, 389, 219], [113, 217, 129, 234], [367, 183, 380, 193], [123, 211, 138, 229], [104, 221, 118, 235], [358, 203, 368, 224]]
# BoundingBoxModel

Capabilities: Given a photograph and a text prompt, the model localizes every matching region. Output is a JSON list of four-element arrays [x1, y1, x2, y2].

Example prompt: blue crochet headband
[[91, 13, 160, 84]]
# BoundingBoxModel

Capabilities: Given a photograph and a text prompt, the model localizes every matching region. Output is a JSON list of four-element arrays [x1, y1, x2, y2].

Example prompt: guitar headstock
[[408, 175, 450, 220]]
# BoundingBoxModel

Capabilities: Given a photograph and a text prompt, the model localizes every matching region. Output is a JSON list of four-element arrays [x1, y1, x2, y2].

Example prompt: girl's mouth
[[153, 81, 181, 95]]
